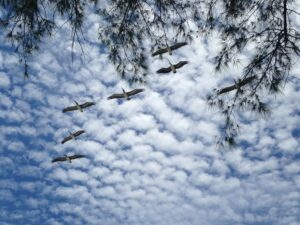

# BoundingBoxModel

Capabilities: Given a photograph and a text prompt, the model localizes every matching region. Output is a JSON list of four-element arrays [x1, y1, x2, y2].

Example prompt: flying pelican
[[107, 88, 144, 100], [62, 101, 95, 113], [61, 130, 85, 144], [217, 75, 257, 95], [156, 60, 188, 74], [52, 154, 86, 163], [152, 42, 188, 57]]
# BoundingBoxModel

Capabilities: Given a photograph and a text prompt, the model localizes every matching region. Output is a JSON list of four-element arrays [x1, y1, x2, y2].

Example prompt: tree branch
[[283, 0, 288, 45]]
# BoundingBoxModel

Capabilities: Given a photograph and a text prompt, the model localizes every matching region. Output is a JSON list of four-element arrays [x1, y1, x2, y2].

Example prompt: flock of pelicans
[[52, 42, 189, 163]]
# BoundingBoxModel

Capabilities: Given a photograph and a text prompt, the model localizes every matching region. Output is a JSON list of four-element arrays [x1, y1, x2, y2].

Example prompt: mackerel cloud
[[0, 7, 299, 225]]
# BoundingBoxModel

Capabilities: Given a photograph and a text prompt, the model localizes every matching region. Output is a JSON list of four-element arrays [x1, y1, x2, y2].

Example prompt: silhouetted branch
[[283, 0, 288, 45]]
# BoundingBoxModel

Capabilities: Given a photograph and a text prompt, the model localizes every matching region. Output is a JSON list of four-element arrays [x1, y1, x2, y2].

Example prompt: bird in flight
[[107, 88, 144, 100], [152, 42, 188, 57], [61, 130, 85, 144], [156, 60, 188, 74], [52, 154, 86, 163], [62, 101, 95, 113]]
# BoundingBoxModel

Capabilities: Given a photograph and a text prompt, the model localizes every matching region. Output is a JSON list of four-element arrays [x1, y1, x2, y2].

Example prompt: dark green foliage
[[206, 0, 299, 146], [0, 0, 54, 78], [0, 0, 96, 76], [0, 0, 299, 146], [0, 1, 53, 62], [97, 0, 202, 82]]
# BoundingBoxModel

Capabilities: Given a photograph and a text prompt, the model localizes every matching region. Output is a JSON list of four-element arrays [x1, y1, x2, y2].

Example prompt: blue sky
[[0, 4, 300, 225]]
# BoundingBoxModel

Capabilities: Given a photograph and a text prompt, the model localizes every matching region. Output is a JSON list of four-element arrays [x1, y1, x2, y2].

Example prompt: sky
[[0, 4, 300, 225]]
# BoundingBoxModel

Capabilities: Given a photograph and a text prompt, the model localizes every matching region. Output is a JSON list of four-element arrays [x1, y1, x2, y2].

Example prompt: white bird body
[[122, 88, 129, 100], [65, 155, 72, 163], [167, 45, 172, 55], [74, 101, 83, 112], [171, 64, 176, 73], [69, 132, 76, 140], [168, 59, 176, 73]]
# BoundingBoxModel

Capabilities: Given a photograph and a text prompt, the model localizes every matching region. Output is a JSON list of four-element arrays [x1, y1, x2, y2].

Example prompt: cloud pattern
[[0, 9, 300, 225]]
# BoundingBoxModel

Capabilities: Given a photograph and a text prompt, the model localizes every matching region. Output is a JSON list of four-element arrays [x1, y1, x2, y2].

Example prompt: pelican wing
[[152, 42, 188, 57], [62, 105, 78, 113], [61, 136, 72, 144], [74, 130, 85, 137], [107, 93, 125, 100], [152, 48, 168, 57], [80, 102, 95, 109], [170, 42, 188, 51], [127, 88, 144, 97], [174, 61, 188, 69], [61, 130, 85, 144], [156, 66, 172, 74], [217, 76, 256, 95], [52, 156, 67, 163], [69, 154, 86, 160]]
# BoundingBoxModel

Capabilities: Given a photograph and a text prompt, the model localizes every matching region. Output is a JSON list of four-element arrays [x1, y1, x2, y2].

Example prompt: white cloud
[[278, 137, 299, 152], [0, 5, 299, 225], [68, 169, 89, 182], [0, 72, 10, 87]]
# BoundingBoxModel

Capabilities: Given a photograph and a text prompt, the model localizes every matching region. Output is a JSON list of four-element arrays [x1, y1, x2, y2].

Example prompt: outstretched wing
[[127, 89, 144, 97], [70, 154, 86, 160], [170, 42, 188, 51], [62, 105, 78, 113], [152, 47, 167, 57], [217, 76, 256, 95], [74, 130, 85, 137], [174, 61, 188, 69], [52, 156, 67, 163], [61, 135, 72, 144], [152, 42, 188, 57], [156, 66, 172, 74], [107, 93, 125, 100], [81, 102, 95, 109]]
